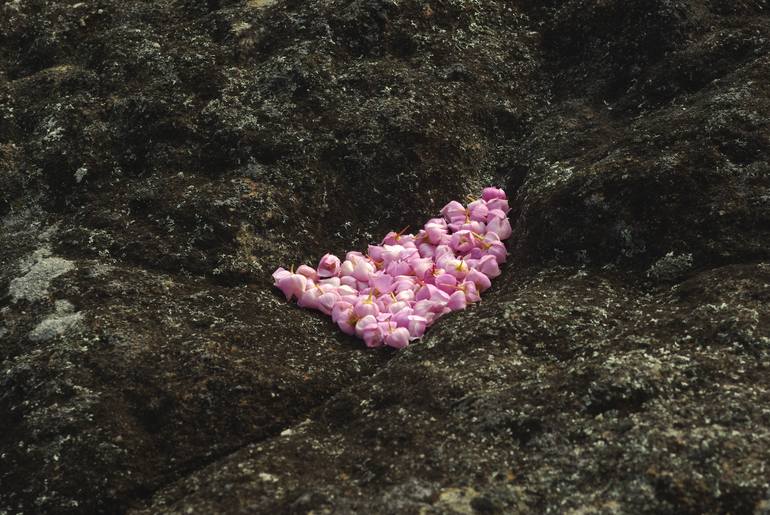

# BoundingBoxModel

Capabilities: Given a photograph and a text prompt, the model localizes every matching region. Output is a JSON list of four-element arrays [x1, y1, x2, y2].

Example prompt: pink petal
[[467, 200, 488, 222], [332, 302, 353, 323], [486, 209, 512, 240], [482, 187, 507, 201], [440, 200, 466, 222], [477, 255, 501, 278], [407, 315, 428, 338], [297, 265, 318, 280], [317, 254, 341, 278], [367, 245, 384, 261], [486, 198, 510, 213], [448, 290, 467, 310], [352, 259, 374, 281], [449, 230, 475, 254], [487, 241, 508, 263], [317, 292, 338, 315], [277, 274, 307, 300], [337, 317, 356, 335], [460, 281, 481, 302], [353, 298, 379, 318], [385, 327, 410, 349], [466, 269, 492, 292], [272, 267, 291, 286], [434, 273, 458, 293], [340, 260, 355, 277], [297, 288, 320, 309]]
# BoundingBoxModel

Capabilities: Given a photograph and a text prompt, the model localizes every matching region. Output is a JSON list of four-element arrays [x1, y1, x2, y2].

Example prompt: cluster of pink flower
[[272, 187, 511, 349]]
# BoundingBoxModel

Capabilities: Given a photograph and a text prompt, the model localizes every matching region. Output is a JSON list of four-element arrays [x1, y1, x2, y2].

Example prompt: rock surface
[[1, 0, 769, 513]]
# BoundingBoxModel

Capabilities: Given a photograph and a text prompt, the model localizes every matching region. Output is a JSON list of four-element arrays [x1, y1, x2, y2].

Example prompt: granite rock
[[1, 0, 768, 513]]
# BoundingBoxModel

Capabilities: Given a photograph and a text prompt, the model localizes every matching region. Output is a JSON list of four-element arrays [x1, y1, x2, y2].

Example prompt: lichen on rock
[[27, 299, 84, 342], [8, 248, 76, 303]]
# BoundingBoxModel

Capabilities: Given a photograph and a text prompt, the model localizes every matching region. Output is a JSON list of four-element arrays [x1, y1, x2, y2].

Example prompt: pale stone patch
[[248, 0, 276, 9], [28, 300, 84, 342], [9, 248, 75, 303]]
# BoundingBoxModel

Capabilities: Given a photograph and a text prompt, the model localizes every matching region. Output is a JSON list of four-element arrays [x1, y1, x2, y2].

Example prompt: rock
[[27, 299, 84, 342], [646, 252, 694, 283], [8, 249, 75, 303], [1, 0, 769, 514]]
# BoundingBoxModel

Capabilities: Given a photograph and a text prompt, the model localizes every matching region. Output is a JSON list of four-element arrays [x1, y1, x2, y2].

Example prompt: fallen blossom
[[272, 188, 511, 349]]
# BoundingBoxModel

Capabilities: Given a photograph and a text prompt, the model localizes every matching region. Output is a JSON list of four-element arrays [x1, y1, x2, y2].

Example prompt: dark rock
[[470, 495, 499, 513], [1, 0, 768, 514]]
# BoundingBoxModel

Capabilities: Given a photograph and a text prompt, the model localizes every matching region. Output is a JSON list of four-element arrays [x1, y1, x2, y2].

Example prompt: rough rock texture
[[1, 0, 769, 513]]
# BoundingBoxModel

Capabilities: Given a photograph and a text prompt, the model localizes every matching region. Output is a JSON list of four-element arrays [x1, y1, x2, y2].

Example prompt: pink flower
[[448, 220, 485, 233], [272, 267, 291, 283], [352, 259, 375, 281], [386, 260, 412, 276], [469, 232, 507, 263], [466, 269, 492, 292], [340, 260, 355, 277], [400, 246, 419, 261], [486, 209, 512, 239], [434, 273, 458, 293], [482, 187, 507, 201], [389, 299, 411, 314], [275, 270, 307, 301], [384, 327, 410, 349], [317, 291, 339, 315], [407, 315, 428, 338], [467, 200, 488, 222], [434, 245, 455, 260], [486, 198, 509, 214], [448, 290, 467, 310], [381, 226, 412, 245], [337, 286, 358, 305], [444, 258, 469, 280], [346, 251, 366, 262], [332, 301, 353, 323], [395, 289, 415, 302], [272, 187, 510, 349], [425, 217, 448, 228], [440, 200, 466, 222], [296, 265, 318, 280], [356, 316, 383, 347], [393, 276, 418, 292], [381, 244, 405, 264], [339, 275, 358, 289], [354, 294, 379, 318], [370, 272, 393, 293], [391, 308, 414, 327], [317, 254, 341, 278], [418, 242, 436, 258], [355, 314, 377, 334], [449, 230, 475, 254], [477, 255, 501, 278], [336, 310, 357, 335], [319, 277, 341, 288], [424, 221, 448, 244], [368, 245, 384, 261], [487, 241, 508, 263], [416, 284, 450, 303], [414, 297, 450, 316], [376, 299, 392, 316], [411, 257, 434, 279], [458, 281, 481, 302], [297, 287, 321, 309]]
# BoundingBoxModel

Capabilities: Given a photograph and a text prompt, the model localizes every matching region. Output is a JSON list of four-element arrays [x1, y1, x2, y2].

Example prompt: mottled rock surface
[[1, 0, 769, 513]]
